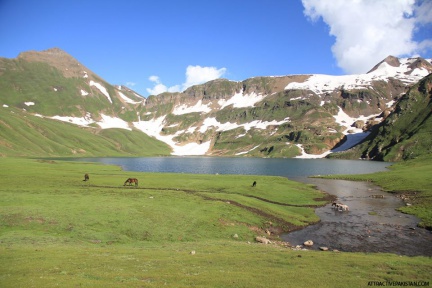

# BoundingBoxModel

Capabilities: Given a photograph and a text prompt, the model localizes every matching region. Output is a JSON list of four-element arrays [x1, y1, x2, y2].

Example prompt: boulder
[[256, 236, 271, 244]]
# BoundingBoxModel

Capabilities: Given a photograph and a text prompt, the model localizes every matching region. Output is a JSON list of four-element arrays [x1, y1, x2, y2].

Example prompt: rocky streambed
[[281, 178, 432, 256]]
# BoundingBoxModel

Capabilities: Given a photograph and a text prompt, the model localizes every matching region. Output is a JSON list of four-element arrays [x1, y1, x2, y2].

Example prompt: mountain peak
[[383, 55, 401, 66], [40, 47, 67, 54], [17, 48, 91, 79], [18, 47, 71, 59], [407, 57, 432, 72], [366, 55, 432, 76], [367, 55, 400, 73]]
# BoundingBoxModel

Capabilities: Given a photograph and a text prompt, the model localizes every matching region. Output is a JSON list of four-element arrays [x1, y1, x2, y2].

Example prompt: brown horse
[[124, 178, 138, 186]]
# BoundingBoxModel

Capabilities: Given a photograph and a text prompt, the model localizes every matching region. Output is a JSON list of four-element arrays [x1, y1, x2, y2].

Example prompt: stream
[[282, 178, 432, 256]]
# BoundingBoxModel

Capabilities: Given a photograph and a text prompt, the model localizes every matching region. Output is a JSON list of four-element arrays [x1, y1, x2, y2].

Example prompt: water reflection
[[72, 157, 392, 178]]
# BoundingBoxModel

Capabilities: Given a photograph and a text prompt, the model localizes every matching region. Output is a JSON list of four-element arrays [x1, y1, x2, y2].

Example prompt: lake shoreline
[[62, 156, 432, 255]]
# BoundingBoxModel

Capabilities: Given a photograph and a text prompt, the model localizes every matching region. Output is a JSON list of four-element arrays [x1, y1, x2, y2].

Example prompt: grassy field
[[0, 158, 431, 287]]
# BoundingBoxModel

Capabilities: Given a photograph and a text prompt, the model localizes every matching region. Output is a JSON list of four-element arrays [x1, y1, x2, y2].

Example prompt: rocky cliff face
[[344, 73, 432, 161]]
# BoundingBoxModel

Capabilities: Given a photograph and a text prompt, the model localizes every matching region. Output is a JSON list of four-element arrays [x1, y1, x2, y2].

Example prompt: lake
[[71, 156, 392, 179]]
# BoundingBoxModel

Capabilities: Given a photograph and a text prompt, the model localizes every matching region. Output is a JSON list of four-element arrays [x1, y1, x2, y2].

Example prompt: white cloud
[[414, 0, 432, 24], [146, 65, 227, 96], [302, 0, 432, 74], [148, 76, 159, 82], [146, 75, 181, 95], [182, 65, 227, 90]]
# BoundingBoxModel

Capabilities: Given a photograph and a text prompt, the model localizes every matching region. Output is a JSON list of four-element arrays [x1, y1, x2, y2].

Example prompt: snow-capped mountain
[[136, 55, 431, 158], [0, 48, 431, 158], [286, 56, 431, 95]]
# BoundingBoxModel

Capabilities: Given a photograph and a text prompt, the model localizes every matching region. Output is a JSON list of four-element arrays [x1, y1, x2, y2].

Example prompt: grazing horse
[[252, 181, 257, 187], [124, 178, 138, 186], [83, 173, 89, 181]]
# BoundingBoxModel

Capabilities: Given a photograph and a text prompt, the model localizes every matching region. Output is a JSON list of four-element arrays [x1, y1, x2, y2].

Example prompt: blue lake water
[[71, 156, 392, 179]]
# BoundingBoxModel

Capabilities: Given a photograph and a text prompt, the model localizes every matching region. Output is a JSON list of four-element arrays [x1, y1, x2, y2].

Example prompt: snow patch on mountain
[[386, 100, 395, 108], [51, 113, 94, 127], [333, 107, 381, 134], [132, 116, 210, 155], [118, 91, 142, 104], [89, 80, 112, 103], [218, 91, 265, 109], [97, 114, 131, 130], [80, 89, 89, 96], [235, 145, 260, 155], [24, 102, 35, 106], [171, 90, 265, 115], [49, 113, 132, 130], [285, 58, 431, 95], [294, 144, 332, 159], [199, 117, 290, 133], [172, 141, 212, 156], [132, 115, 290, 155], [133, 116, 165, 138], [173, 100, 211, 115]]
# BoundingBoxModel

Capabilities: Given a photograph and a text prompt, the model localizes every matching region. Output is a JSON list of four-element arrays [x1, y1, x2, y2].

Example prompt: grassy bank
[[0, 158, 431, 287]]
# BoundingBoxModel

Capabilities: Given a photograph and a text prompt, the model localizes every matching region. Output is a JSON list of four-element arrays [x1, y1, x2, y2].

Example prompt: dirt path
[[281, 178, 432, 256]]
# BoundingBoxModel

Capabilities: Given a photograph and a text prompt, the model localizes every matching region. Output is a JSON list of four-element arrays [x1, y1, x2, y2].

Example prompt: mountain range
[[0, 48, 431, 160]]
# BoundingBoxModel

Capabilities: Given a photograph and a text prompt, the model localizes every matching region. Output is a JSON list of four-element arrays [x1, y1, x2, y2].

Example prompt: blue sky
[[0, 0, 431, 97]]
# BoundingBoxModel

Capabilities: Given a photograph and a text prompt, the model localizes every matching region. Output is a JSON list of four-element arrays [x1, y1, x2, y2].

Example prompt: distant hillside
[[0, 48, 431, 159], [0, 48, 170, 157]]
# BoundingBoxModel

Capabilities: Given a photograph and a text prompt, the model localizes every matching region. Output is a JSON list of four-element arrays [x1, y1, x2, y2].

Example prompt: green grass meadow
[[0, 158, 431, 287]]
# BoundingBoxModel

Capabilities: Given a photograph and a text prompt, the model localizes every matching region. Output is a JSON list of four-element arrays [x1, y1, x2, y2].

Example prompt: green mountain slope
[[0, 105, 170, 157], [0, 48, 171, 157], [331, 73, 432, 161]]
